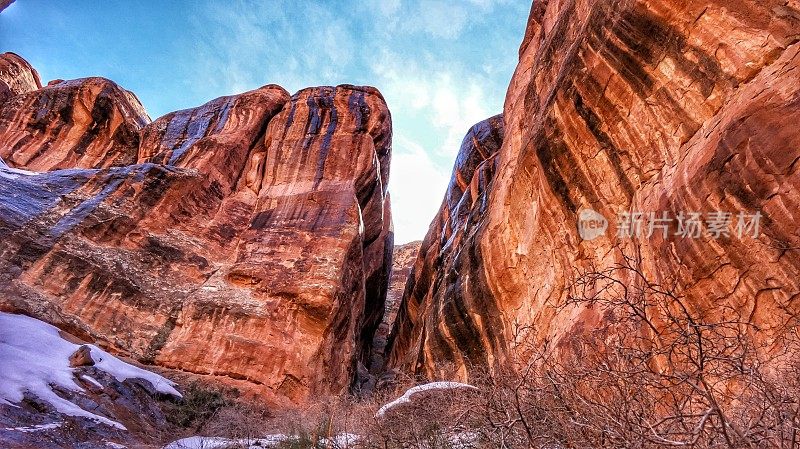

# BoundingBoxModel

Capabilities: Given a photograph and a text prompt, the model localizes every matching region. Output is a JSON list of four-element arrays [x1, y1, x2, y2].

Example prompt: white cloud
[[368, 48, 501, 242], [430, 75, 491, 158], [379, 0, 402, 16], [184, 0, 517, 243], [371, 51, 492, 158], [390, 136, 451, 244], [415, 0, 469, 39], [186, 1, 357, 98]]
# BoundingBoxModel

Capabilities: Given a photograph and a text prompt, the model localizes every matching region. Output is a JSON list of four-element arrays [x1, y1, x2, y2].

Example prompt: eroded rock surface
[[388, 0, 800, 379], [1, 53, 41, 106], [0, 76, 150, 170], [388, 115, 504, 377], [0, 57, 393, 403]]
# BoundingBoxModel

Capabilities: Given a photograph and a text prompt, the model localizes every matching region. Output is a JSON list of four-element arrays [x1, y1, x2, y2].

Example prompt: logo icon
[[578, 209, 608, 241]]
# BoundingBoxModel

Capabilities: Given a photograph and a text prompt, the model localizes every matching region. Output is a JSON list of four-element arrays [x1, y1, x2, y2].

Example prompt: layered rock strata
[[0, 74, 150, 170], [388, 115, 504, 377], [0, 52, 41, 104], [0, 56, 393, 402]]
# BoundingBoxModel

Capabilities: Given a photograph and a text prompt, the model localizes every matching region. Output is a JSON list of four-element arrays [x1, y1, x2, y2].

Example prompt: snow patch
[[164, 435, 288, 449], [90, 345, 182, 397], [104, 442, 128, 448], [376, 382, 478, 417], [322, 432, 360, 447], [0, 312, 181, 430], [80, 375, 104, 389], [2, 422, 63, 433], [449, 431, 480, 448], [164, 433, 358, 449]]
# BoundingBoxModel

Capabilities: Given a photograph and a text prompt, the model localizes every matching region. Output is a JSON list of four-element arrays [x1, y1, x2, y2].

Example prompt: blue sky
[[0, 0, 530, 243]]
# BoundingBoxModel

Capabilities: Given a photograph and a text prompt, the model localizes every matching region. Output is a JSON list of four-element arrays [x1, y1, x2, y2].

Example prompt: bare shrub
[[360, 383, 483, 448], [467, 254, 800, 448], [165, 382, 235, 429], [203, 401, 272, 444], [160, 255, 800, 449]]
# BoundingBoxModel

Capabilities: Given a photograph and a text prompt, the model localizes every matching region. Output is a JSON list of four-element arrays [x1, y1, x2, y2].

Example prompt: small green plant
[[165, 382, 233, 429]]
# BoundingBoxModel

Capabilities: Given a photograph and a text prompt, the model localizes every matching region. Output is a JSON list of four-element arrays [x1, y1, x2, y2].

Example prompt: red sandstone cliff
[[0, 55, 393, 403], [388, 115, 504, 377], [0, 75, 150, 170], [388, 0, 800, 380], [0, 1, 15, 14]]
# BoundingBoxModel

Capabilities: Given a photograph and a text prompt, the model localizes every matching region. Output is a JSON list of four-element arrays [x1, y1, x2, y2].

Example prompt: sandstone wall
[[389, 0, 800, 380], [0, 57, 393, 403]]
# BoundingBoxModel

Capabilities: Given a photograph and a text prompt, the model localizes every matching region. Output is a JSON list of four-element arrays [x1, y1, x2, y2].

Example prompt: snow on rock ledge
[[0, 312, 181, 429], [376, 382, 478, 417]]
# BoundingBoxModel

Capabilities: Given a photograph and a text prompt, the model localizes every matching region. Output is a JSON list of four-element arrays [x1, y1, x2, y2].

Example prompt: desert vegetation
[[163, 255, 800, 449]]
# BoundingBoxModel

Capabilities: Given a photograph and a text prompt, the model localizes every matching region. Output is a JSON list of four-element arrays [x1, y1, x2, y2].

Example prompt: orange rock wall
[[389, 0, 800, 379], [0, 58, 393, 402]]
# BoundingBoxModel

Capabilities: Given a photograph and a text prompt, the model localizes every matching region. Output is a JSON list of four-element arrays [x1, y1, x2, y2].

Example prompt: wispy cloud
[[185, 0, 358, 97], [369, 49, 493, 158]]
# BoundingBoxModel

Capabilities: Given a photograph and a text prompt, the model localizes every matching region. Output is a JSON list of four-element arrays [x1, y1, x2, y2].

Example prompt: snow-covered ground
[[0, 312, 182, 429], [376, 381, 478, 417], [164, 435, 287, 449]]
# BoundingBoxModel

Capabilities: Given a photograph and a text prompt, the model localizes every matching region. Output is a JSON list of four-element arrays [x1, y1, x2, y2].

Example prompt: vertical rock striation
[[0, 56, 393, 402], [388, 115, 505, 378], [368, 240, 421, 381], [389, 0, 800, 380]]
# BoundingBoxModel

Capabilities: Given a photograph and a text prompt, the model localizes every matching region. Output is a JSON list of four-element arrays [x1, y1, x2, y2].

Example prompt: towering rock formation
[[0, 52, 41, 104], [389, 0, 800, 379], [388, 116, 504, 378], [369, 241, 421, 380], [0, 56, 393, 403], [383, 242, 423, 345]]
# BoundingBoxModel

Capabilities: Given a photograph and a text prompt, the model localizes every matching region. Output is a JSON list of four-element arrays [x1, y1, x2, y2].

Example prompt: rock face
[[0, 75, 150, 171], [0, 56, 393, 403], [388, 116, 504, 377], [388, 0, 800, 380], [383, 242, 423, 342]]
